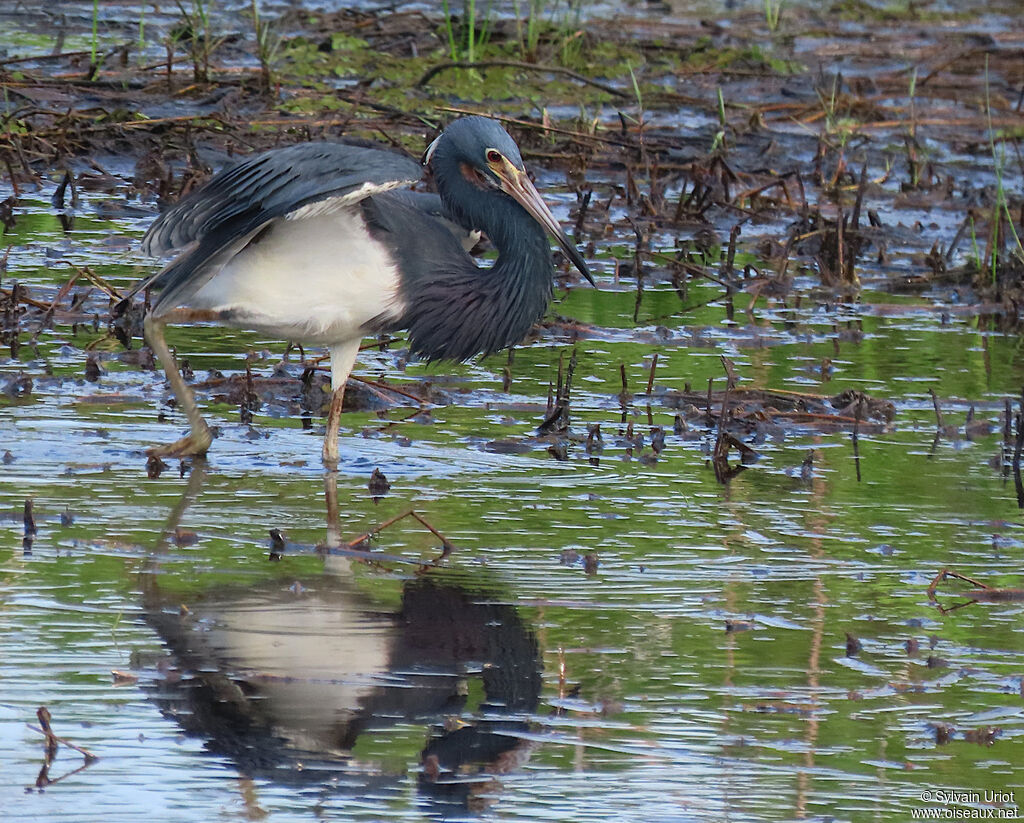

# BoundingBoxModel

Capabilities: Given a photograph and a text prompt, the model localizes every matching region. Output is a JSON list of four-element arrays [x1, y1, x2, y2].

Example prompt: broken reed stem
[[357, 336, 399, 352], [23, 499, 36, 536], [724, 223, 740, 280], [36, 707, 57, 761], [350, 375, 426, 405], [1, 282, 50, 311], [851, 159, 867, 230], [574, 189, 591, 239], [714, 391, 730, 457], [273, 529, 444, 567], [345, 509, 454, 552], [408, 511, 452, 548], [563, 346, 577, 405], [537, 346, 577, 434], [646, 353, 658, 395], [30, 707, 98, 762], [503, 346, 515, 392], [57, 261, 122, 301], [929, 388, 944, 429], [927, 566, 1024, 613], [346, 509, 411, 546], [927, 567, 990, 598], [630, 218, 644, 324], [945, 212, 973, 263], [836, 201, 846, 283], [1013, 401, 1024, 508], [852, 396, 862, 483]]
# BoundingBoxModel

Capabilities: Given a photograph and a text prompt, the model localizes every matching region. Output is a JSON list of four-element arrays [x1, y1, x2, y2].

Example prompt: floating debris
[[23, 498, 35, 536], [368, 468, 391, 499]]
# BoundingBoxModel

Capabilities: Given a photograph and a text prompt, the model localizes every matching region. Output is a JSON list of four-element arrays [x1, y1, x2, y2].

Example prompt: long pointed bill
[[497, 166, 595, 287]]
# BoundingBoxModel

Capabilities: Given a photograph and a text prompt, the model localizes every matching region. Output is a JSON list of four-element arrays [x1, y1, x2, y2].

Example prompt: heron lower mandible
[[122, 116, 593, 468]]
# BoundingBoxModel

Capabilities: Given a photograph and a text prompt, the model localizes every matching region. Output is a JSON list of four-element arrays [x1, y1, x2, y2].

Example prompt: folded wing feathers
[[150, 225, 269, 315], [284, 179, 412, 221], [141, 143, 422, 257], [134, 143, 422, 310]]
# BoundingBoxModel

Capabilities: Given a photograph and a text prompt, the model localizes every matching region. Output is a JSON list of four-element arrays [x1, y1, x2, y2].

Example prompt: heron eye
[[486, 149, 502, 164]]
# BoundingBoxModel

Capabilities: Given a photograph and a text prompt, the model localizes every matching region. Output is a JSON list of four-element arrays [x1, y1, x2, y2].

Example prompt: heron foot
[[147, 426, 213, 459]]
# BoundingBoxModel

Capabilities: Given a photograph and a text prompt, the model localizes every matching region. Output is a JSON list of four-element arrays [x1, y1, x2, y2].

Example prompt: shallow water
[[2, 170, 1024, 822], [2, 2, 1024, 820]]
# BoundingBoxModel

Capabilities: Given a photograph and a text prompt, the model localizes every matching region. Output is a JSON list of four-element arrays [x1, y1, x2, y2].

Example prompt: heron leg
[[322, 339, 361, 469], [144, 311, 214, 458], [323, 471, 341, 549], [323, 389, 345, 469]]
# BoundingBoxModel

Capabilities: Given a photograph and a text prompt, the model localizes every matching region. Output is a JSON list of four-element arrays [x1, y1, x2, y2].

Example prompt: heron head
[[424, 116, 524, 182], [425, 116, 593, 285]]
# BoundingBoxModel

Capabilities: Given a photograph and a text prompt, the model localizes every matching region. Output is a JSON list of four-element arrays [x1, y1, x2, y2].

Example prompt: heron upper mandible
[[122, 116, 593, 467]]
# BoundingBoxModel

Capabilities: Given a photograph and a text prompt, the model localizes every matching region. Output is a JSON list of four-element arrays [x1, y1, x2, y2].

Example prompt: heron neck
[[397, 187, 554, 362], [465, 193, 554, 351], [484, 194, 553, 283]]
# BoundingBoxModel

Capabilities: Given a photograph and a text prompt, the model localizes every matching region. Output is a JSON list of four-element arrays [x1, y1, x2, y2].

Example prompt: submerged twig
[[29, 706, 98, 762], [926, 567, 1024, 614], [344, 509, 455, 558]]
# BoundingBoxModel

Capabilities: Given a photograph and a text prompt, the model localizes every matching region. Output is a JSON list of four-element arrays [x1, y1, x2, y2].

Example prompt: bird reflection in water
[[141, 468, 541, 816]]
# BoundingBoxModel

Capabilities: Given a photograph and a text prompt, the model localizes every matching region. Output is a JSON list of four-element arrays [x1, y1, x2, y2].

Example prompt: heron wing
[[142, 142, 422, 255], [359, 192, 475, 290], [126, 142, 422, 314], [385, 189, 481, 252]]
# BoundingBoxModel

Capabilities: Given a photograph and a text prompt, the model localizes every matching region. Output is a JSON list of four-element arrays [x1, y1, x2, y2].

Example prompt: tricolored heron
[[123, 116, 592, 467]]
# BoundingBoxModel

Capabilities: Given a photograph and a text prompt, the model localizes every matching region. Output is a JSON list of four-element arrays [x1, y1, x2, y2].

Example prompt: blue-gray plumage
[[128, 115, 592, 466], [384, 190, 481, 252]]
